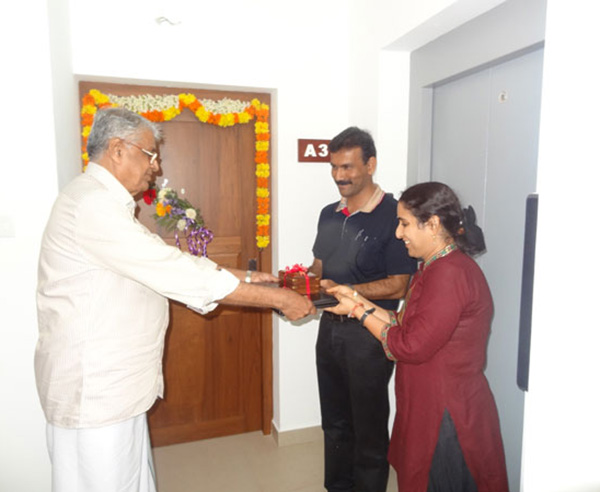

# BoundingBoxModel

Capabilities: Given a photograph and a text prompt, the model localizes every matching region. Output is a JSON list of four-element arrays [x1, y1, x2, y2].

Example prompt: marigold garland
[[80, 89, 271, 249]]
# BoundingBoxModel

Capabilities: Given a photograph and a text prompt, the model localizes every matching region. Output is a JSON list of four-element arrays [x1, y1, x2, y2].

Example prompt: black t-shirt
[[312, 193, 417, 310]]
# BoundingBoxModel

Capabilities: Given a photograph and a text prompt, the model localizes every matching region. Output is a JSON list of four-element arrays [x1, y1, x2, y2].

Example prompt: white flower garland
[[106, 94, 251, 115]]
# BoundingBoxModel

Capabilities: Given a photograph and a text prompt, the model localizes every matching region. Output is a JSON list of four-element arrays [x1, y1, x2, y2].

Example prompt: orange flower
[[256, 177, 269, 189], [256, 108, 269, 121], [189, 100, 201, 112], [208, 113, 221, 125], [142, 110, 165, 122], [254, 151, 269, 164], [82, 94, 95, 106], [81, 113, 94, 126], [257, 198, 270, 214], [257, 225, 270, 236]]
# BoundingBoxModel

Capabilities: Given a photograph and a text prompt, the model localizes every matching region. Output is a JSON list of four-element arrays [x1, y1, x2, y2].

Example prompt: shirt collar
[[335, 184, 385, 215], [85, 162, 136, 215]]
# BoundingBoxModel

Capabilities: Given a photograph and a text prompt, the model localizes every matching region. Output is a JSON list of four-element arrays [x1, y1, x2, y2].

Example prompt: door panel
[[79, 81, 272, 446]]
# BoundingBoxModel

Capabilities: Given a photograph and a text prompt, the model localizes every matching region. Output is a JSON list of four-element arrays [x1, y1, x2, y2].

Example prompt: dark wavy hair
[[399, 182, 486, 256], [328, 126, 376, 164]]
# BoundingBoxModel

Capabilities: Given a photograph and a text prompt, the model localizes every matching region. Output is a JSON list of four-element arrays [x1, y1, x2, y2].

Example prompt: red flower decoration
[[143, 187, 156, 205]]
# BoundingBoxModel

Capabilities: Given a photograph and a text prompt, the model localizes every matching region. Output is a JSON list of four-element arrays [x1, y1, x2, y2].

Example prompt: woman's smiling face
[[395, 201, 436, 261]]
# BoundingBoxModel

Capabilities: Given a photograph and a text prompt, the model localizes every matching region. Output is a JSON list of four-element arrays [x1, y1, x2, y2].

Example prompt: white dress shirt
[[35, 162, 239, 429]]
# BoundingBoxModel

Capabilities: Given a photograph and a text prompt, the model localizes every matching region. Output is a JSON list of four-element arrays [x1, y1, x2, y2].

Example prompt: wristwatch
[[245, 270, 253, 283], [359, 307, 375, 326]]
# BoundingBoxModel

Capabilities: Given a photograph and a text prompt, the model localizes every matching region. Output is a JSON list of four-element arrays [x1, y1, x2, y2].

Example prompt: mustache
[[336, 180, 352, 186]]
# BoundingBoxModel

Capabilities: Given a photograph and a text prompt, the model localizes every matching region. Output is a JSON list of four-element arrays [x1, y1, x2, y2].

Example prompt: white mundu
[[47, 414, 156, 492]]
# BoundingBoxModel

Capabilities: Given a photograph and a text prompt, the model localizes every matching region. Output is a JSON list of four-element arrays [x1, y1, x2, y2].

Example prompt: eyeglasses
[[123, 140, 159, 165]]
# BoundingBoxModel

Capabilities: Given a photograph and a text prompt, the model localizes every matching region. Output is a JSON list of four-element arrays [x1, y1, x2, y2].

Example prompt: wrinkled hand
[[279, 289, 317, 320], [252, 271, 279, 283]]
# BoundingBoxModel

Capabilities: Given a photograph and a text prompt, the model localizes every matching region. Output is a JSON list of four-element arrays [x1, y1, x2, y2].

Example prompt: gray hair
[[87, 107, 163, 160]]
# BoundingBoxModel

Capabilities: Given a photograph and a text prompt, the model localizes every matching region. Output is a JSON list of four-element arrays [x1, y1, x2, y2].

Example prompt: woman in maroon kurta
[[327, 182, 508, 492]]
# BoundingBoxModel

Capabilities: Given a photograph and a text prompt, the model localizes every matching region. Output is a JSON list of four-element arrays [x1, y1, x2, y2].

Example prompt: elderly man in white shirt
[[35, 107, 315, 492]]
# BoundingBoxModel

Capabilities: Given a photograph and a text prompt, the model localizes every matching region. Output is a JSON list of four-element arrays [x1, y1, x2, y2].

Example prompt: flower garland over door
[[80, 89, 271, 250]]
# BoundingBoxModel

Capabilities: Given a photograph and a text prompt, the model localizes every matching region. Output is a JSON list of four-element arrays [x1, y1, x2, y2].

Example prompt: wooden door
[[79, 81, 273, 446]]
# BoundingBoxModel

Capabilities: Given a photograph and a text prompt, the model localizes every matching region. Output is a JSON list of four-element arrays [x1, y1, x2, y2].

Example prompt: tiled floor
[[153, 431, 398, 492]]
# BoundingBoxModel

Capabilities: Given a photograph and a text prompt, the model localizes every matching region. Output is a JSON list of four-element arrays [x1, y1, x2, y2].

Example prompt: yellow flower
[[195, 107, 210, 123], [156, 202, 166, 217], [255, 122, 269, 134], [238, 112, 252, 124], [82, 152, 89, 161], [256, 187, 270, 198], [256, 141, 269, 152], [81, 105, 97, 115], [82, 126, 91, 137], [256, 164, 270, 178], [256, 214, 270, 226], [163, 107, 181, 121], [257, 236, 270, 249], [179, 93, 197, 105], [251, 99, 269, 112], [219, 113, 235, 127], [90, 89, 110, 105]]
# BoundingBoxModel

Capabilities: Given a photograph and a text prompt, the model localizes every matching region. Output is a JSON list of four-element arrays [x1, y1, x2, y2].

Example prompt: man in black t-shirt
[[310, 127, 417, 492]]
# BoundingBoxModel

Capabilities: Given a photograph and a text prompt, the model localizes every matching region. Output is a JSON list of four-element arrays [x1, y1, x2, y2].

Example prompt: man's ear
[[366, 156, 377, 176], [107, 138, 124, 162]]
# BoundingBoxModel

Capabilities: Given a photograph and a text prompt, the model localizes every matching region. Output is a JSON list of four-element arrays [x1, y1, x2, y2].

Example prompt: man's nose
[[332, 168, 345, 181]]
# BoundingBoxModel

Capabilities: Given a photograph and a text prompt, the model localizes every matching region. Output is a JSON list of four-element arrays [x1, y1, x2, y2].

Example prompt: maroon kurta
[[384, 249, 508, 492]]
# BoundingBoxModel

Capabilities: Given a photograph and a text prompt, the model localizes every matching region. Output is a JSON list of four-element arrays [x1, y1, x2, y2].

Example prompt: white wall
[[0, 0, 57, 490], [8, 1, 600, 491], [521, 0, 600, 490]]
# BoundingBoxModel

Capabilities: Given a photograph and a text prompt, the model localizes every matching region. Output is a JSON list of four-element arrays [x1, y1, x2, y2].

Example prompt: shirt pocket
[[350, 234, 385, 278]]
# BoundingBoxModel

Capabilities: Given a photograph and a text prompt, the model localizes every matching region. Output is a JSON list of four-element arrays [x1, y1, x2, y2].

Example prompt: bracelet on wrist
[[244, 270, 253, 283], [359, 307, 376, 326], [349, 302, 364, 319]]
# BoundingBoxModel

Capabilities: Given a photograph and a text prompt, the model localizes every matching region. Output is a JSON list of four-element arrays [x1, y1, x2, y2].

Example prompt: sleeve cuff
[[380, 310, 398, 361]]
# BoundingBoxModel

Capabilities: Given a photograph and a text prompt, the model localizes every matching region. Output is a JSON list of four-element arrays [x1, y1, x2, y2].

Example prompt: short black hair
[[328, 126, 376, 164]]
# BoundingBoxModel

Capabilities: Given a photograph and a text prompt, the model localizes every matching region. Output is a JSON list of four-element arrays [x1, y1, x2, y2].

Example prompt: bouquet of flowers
[[143, 184, 213, 257]]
